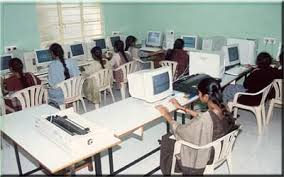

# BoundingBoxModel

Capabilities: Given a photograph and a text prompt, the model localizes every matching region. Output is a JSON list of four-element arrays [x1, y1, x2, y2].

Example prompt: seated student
[[48, 43, 80, 108], [3, 58, 41, 112], [223, 52, 278, 106], [125, 35, 140, 59], [156, 77, 236, 175], [82, 46, 111, 104], [110, 40, 132, 89], [165, 39, 189, 78]]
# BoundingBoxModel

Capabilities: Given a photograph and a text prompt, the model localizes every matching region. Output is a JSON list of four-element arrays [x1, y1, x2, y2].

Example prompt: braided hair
[[49, 43, 70, 80], [8, 58, 28, 88], [114, 40, 129, 63], [197, 77, 235, 127]]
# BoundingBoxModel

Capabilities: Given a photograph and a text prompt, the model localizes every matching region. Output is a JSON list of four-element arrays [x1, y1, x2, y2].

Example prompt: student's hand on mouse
[[155, 105, 169, 116], [169, 98, 182, 109]]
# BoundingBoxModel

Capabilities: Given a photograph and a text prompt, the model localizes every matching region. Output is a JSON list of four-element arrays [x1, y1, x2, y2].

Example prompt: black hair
[[256, 52, 272, 69], [197, 77, 234, 123], [49, 43, 70, 80], [91, 46, 105, 69], [125, 35, 137, 51], [114, 40, 129, 62], [8, 58, 28, 88], [165, 39, 184, 60]]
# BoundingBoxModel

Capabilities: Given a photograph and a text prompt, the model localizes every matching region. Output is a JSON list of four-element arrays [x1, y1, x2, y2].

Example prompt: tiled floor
[[1, 88, 282, 175]]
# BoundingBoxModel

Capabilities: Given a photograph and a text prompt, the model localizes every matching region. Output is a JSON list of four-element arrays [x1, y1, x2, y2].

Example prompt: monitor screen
[[36, 50, 53, 63], [110, 36, 120, 47], [228, 46, 239, 62], [94, 39, 106, 49], [70, 44, 84, 57], [1, 55, 12, 71], [147, 32, 161, 45], [153, 72, 170, 95], [183, 37, 196, 48]]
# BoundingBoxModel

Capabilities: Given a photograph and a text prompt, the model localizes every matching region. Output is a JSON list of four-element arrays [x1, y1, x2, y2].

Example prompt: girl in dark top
[[156, 77, 236, 175], [165, 39, 189, 78], [3, 58, 41, 112], [223, 52, 277, 106]]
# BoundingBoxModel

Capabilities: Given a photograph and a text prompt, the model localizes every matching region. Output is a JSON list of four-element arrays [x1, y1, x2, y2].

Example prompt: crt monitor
[[1, 54, 13, 73], [94, 38, 106, 50], [128, 66, 173, 103], [35, 49, 53, 67], [110, 36, 120, 48], [189, 50, 225, 79], [70, 43, 85, 59], [222, 44, 240, 67], [181, 35, 202, 50], [146, 31, 162, 47]]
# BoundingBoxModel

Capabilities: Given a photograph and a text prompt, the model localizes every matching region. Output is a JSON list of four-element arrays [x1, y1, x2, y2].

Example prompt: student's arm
[[170, 98, 198, 117], [47, 63, 57, 87]]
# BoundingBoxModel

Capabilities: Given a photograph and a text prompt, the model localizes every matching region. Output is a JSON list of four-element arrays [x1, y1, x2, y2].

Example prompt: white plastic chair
[[87, 68, 115, 106], [228, 83, 272, 135], [159, 60, 178, 81], [10, 85, 48, 110], [171, 127, 240, 175], [113, 61, 139, 100], [266, 79, 282, 125], [56, 76, 87, 113]]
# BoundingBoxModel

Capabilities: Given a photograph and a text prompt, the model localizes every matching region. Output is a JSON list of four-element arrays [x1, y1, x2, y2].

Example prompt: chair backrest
[[56, 76, 85, 103], [0, 89, 5, 116], [11, 85, 47, 110], [89, 69, 113, 90], [119, 61, 139, 83], [259, 83, 273, 105], [272, 79, 282, 101], [175, 126, 240, 170], [159, 60, 178, 80]]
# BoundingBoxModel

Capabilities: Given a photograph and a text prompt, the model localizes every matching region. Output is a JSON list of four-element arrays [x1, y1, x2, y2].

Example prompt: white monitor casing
[[146, 31, 163, 47], [222, 44, 240, 67], [227, 38, 257, 65], [189, 50, 225, 79], [202, 36, 226, 51], [128, 67, 173, 103], [181, 35, 202, 51]]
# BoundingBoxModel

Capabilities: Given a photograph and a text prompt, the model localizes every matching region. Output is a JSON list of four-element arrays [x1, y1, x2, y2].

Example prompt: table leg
[[94, 153, 102, 176], [174, 111, 177, 121], [108, 148, 114, 174], [182, 113, 185, 124], [166, 122, 170, 133], [13, 142, 23, 175]]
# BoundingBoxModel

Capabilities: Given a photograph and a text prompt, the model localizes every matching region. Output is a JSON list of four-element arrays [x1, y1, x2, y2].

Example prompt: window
[[37, 2, 104, 48]]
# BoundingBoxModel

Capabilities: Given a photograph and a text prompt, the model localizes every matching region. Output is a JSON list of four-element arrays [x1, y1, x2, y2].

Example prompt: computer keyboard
[[225, 65, 249, 76], [140, 46, 162, 52], [37, 68, 48, 75]]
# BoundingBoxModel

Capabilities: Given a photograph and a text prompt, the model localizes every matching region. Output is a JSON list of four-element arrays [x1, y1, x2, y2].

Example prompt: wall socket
[[263, 37, 276, 45], [5, 45, 17, 53]]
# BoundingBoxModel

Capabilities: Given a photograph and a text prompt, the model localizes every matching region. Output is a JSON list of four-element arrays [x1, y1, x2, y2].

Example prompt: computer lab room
[[0, 0, 282, 175]]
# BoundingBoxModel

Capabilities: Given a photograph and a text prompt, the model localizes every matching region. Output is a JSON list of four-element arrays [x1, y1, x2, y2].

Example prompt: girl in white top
[[110, 40, 132, 89], [125, 35, 140, 59], [82, 47, 111, 104]]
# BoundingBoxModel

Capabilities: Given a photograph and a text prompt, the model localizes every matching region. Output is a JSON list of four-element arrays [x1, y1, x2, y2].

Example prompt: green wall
[[1, 2, 282, 58], [1, 3, 41, 53], [133, 3, 281, 57]]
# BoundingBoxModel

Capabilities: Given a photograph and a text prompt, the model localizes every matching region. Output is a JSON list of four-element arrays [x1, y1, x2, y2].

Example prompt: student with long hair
[[165, 38, 189, 78], [111, 40, 132, 89], [156, 77, 236, 175], [48, 43, 80, 108], [82, 46, 111, 104], [223, 52, 278, 106], [3, 58, 41, 112], [125, 35, 139, 59]]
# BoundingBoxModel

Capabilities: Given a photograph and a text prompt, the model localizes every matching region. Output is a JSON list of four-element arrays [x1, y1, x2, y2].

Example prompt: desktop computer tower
[[202, 36, 226, 51], [23, 52, 37, 73], [163, 31, 175, 50]]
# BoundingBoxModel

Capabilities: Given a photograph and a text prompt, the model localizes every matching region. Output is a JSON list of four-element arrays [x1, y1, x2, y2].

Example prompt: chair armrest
[[232, 89, 266, 104]]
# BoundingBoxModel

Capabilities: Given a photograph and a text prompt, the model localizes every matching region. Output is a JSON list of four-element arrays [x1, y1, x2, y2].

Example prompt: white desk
[[1, 104, 121, 175]]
